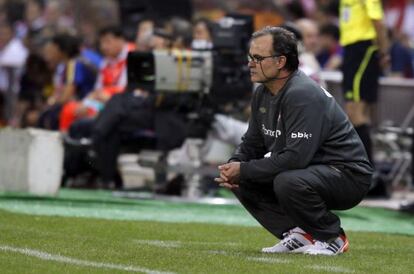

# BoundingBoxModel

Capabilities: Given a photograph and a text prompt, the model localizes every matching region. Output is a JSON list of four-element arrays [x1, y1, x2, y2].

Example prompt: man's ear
[[277, 56, 287, 69]]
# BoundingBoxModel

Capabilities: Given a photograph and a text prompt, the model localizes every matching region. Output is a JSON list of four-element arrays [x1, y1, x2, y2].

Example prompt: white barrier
[[320, 71, 414, 127], [118, 153, 154, 189], [0, 128, 63, 195]]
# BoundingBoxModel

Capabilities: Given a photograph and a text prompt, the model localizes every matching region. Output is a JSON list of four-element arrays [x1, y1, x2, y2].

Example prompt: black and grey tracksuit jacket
[[230, 70, 373, 181]]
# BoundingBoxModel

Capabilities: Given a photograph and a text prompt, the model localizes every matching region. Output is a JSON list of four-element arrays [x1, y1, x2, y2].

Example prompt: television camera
[[124, 15, 254, 196], [127, 14, 254, 111]]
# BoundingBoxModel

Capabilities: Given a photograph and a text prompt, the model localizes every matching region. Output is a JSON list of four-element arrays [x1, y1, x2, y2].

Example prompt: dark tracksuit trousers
[[233, 164, 371, 241], [92, 92, 155, 184]]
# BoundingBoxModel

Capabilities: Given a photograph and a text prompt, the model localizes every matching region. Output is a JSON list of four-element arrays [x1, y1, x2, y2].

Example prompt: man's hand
[[214, 162, 241, 190], [74, 104, 89, 118], [379, 52, 391, 71], [47, 96, 56, 106], [89, 89, 110, 102]]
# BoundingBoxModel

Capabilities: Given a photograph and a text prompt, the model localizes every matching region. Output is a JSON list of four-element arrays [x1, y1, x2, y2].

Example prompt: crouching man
[[215, 26, 372, 256]]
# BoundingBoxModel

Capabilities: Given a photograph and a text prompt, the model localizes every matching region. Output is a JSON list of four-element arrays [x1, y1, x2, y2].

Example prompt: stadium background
[[0, 0, 413, 273]]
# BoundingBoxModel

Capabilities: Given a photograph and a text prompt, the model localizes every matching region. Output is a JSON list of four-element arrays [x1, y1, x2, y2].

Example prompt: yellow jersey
[[339, 0, 384, 46]]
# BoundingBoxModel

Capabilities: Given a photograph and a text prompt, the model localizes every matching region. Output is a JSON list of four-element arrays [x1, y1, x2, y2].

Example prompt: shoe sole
[[261, 244, 313, 254], [304, 239, 349, 256], [291, 244, 314, 254]]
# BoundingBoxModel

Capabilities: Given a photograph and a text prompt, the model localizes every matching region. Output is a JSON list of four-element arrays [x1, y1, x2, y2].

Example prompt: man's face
[[136, 20, 154, 51], [25, 0, 42, 23], [193, 22, 211, 41], [43, 41, 64, 69], [99, 34, 124, 59], [301, 23, 320, 54], [248, 35, 281, 83]]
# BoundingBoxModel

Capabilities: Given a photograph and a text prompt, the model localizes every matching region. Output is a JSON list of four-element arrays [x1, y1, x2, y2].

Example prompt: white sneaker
[[304, 234, 349, 256], [261, 227, 314, 254]]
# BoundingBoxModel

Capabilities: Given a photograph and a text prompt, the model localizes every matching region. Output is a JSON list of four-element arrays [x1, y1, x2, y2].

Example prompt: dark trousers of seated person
[[92, 92, 155, 185], [38, 104, 62, 130], [233, 165, 371, 241]]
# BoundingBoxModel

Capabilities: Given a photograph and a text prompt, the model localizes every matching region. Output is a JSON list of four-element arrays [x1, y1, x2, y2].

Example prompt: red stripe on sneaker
[[302, 233, 314, 243], [340, 235, 349, 253]]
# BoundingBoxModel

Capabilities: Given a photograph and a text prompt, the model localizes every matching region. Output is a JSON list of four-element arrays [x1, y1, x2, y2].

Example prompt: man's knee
[[273, 170, 309, 200], [273, 171, 306, 196], [345, 101, 369, 125]]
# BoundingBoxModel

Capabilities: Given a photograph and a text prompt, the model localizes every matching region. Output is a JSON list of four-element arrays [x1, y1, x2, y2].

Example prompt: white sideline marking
[[308, 265, 355, 273], [0, 245, 175, 274], [134, 240, 182, 248], [192, 241, 240, 246], [247, 256, 292, 264], [248, 256, 354, 273], [134, 239, 241, 248]]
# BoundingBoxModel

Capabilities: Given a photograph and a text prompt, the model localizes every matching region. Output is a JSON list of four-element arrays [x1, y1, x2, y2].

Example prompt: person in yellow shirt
[[339, 0, 390, 163]]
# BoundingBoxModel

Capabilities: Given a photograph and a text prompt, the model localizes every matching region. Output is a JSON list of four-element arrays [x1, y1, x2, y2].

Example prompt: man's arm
[[372, 19, 390, 70], [228, 89, 266, 162], [366, 0, 390, 70]]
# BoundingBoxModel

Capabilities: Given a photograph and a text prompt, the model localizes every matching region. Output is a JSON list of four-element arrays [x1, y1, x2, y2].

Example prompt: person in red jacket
[[59, 26, 135, 131]]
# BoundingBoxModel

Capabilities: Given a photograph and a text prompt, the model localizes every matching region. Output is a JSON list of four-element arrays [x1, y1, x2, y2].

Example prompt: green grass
[[0, 209, 414, 273], [0, 189, 414, 273], [1, 189, 414, 236]]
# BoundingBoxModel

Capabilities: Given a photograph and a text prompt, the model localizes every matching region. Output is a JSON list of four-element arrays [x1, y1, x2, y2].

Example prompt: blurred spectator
[[0, 20, 28, 125], [135, 17, 154, 52], [385, 0, 407, 31], [296, 18, 320, 55], [295, 18, 322, 75], [314, 0, 340, 25], [89, 20, 194, 188], [78, 20, 103, 70], [78, 19, 98, 49], [384, 0, 414, 71], [151, 27, 173, 50], [25, 0, 46, 32], [16, 53, 52, 128], [169, 17, 193, 49], [16, 0, 46, 42], [44, 0, 74, 32], [191, 17, 213, 50], [149, 17, 193, 50], [38, 33, 96, 130], [317, 23, 343, 70], [58, 26, 134, 131], [66, 18, 194, 188], [80, 45, 102, 73], [93, 26, 135, 98], [282, 21, 323, 84], [388, 29, 414, 78]]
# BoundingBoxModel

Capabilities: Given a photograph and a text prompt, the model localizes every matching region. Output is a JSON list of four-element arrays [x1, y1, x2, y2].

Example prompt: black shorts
[[342, 40, 380, 103]]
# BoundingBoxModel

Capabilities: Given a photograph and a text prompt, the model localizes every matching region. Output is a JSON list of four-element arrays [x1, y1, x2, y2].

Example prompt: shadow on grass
[[337, 208, 414, 222], [0, 194, 160, 208]]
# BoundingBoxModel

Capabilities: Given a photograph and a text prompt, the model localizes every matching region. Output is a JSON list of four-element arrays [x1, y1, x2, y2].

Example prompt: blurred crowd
[[0, 0, 413, 188], [0, 0, 413, 128], [0, 0, 211, 129]]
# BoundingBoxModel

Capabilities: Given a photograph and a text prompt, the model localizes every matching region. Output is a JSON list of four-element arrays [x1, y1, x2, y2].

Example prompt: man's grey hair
[[251, 26, 299, 71]]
